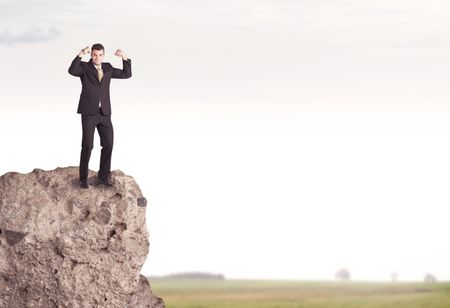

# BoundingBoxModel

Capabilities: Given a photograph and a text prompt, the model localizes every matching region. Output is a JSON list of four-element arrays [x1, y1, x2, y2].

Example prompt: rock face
[[0, 166, 165, 308]]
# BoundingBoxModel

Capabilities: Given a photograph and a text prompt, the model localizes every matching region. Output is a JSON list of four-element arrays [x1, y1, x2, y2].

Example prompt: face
[[91, 49, 104, 65]]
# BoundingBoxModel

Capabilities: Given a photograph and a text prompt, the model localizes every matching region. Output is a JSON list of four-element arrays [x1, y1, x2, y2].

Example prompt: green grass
[[150, 278, 450, 308]]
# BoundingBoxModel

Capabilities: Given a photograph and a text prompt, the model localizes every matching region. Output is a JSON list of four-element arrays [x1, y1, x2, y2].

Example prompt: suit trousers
[[79, 107, 114, 182]]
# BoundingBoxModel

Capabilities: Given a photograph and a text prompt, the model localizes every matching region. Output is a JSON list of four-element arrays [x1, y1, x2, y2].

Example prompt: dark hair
[[91, 43, 104, 53]]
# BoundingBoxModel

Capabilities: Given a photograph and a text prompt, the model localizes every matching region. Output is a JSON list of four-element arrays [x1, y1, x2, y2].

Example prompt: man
[[68, 43, 132, 189]]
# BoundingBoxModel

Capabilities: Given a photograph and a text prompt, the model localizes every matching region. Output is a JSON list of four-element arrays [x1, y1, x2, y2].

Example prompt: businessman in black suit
[[68, 43, 132, 189]]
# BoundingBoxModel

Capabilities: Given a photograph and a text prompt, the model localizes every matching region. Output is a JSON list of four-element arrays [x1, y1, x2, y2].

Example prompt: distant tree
[[165, 272, 225, 280], [424, 273, 437, 283], [335, 268, 350, 281], [390, 272, 398, 283]]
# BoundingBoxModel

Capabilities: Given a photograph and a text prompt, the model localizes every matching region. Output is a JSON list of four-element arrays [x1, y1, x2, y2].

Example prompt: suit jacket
[[68, 55, 132, 115]]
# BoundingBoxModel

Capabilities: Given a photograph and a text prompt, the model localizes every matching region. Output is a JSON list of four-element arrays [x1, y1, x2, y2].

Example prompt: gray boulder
[[0, 166, 164, 308]]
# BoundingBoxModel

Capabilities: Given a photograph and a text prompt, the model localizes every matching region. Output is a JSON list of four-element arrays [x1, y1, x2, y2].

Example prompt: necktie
[[97, 66, 103, 82], [96, 65, 103, 109]]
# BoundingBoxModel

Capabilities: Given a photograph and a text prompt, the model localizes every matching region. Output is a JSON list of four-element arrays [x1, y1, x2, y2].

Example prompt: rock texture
[[0, 166, 165, 308]]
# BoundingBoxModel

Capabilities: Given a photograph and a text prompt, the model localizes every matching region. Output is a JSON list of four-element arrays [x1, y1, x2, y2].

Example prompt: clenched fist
[[78, 46, 90, 57], [115, 49, 128, 61]]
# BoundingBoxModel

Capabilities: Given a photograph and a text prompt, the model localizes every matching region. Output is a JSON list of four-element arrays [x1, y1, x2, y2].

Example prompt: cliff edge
[[0, 166, 164, 308]]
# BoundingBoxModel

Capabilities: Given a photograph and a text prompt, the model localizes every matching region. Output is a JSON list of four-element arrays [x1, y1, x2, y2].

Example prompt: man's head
[[91, 43, 104, 65]]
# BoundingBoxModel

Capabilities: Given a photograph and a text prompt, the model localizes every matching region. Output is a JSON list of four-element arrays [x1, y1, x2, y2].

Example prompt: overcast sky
[[2, 0, 450, 281]]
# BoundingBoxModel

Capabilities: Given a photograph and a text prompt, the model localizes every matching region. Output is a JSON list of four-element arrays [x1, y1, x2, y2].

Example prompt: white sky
[[2, 0, 450, 281]]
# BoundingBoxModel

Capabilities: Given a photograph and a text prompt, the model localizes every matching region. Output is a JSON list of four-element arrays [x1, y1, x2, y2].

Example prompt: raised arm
[[111, 49, 132, 79], [68, 46, 89, 77]]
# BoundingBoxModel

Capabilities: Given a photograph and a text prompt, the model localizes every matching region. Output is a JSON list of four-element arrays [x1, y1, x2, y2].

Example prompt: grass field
[[150, 278, 450, 308]]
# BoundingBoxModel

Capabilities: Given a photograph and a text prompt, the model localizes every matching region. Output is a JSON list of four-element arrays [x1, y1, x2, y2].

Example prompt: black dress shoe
[[98, 178, 113, 186], [79, 181, 89, 189]]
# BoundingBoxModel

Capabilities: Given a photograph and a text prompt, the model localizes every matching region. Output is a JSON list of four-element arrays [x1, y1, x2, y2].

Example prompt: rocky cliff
[[0, 166, 164, 308]]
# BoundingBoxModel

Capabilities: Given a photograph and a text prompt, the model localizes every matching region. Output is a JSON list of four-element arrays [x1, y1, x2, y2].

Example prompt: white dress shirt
[[94, 63, 102, 108]]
